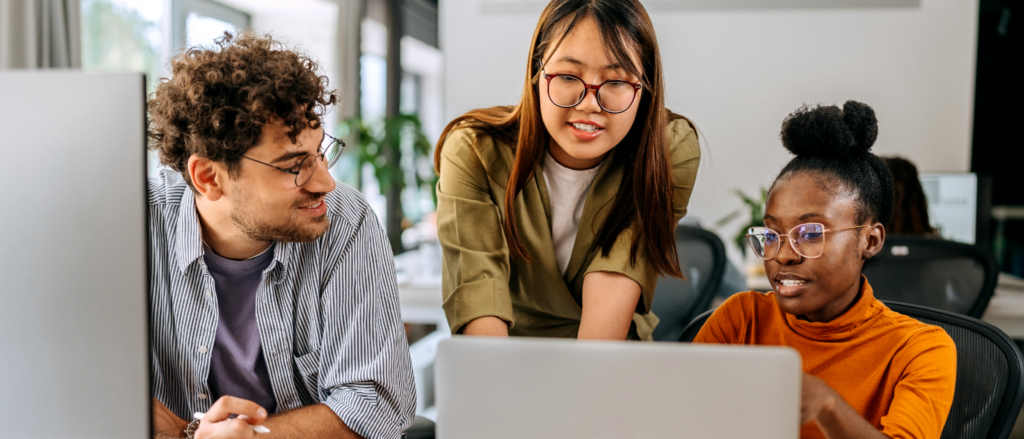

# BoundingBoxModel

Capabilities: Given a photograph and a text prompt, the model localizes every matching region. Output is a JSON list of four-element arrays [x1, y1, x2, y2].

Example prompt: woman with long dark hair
[[434, 0, 700, 340], [882, 156, 939, 236]]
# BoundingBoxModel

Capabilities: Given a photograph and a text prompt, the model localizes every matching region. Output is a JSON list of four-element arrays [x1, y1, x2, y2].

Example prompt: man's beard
[[230, 185, 330, 243]]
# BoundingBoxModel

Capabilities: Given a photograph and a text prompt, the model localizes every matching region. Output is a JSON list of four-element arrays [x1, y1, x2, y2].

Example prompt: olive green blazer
[[436, 119, 700, 340]]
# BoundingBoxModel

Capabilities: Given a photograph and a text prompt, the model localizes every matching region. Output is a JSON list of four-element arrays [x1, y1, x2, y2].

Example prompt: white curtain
[[334, 0, 363, 120], [0, 0, 81, 68]]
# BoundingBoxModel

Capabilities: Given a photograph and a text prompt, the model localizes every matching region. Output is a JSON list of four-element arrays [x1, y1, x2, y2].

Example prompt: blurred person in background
[[881, 156, 939, 237], [434, 0, 700, 341]]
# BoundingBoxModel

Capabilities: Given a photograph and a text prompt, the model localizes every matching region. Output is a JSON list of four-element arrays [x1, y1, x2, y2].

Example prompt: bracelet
[[184, 418, 200, 439]]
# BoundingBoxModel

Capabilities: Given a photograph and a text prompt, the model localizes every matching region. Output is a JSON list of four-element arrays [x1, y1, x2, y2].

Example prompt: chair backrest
[[650, 225, 726, 342], [679, 302, 1024, 439], [864, 236, 997, 318], [886, 302, 1024, 439], [678, 308, 714, 343]]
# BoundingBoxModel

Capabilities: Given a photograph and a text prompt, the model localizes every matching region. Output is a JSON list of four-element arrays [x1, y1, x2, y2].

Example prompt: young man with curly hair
[[147, 32, 415, 439]]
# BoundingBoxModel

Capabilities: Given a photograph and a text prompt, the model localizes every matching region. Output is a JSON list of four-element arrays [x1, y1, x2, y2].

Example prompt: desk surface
[[982, 274, 1024, 339], [395, 250, 447, 330]]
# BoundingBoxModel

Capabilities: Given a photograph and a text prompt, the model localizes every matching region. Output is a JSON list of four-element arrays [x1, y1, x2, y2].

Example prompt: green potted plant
[[715, 188, 767, 277], [339, 114, 437, 254]]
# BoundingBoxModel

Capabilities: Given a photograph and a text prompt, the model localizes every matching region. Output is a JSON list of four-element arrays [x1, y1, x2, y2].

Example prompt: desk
[[745, 271, 1024, 339], [395, 249, 448, 330], [983, 273, 1024, 339], [394, 249, 448, 420]]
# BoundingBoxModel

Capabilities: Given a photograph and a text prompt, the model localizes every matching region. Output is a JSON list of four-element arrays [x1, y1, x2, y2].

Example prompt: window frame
[[171, 0, 250, 50]]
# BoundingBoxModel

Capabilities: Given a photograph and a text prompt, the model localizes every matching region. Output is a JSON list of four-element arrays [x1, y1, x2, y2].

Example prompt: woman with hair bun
[[694, 101, 956, 438]]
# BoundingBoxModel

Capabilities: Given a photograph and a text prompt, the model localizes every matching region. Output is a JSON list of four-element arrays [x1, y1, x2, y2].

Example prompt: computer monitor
[[436, 337, 801, 439], [0, 72, 149, 437], [919, 172, 977, 244]]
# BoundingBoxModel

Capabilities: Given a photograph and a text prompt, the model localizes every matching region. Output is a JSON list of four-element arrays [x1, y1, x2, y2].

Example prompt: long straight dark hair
[[882, 156, 935, 236], [434, 0, 689, 278]]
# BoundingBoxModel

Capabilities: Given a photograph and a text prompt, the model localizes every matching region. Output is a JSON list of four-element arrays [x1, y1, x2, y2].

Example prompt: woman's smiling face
[[763, 172, 885, 322], [538, 16, 642, 170]]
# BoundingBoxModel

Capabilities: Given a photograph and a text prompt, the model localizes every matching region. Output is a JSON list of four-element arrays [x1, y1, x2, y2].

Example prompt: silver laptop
[[0, 72, 149, 438], [436, 337, 801, 439]]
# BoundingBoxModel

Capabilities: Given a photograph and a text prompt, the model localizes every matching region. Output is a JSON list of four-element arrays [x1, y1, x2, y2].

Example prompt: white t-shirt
[[542, 150, 603, 275]]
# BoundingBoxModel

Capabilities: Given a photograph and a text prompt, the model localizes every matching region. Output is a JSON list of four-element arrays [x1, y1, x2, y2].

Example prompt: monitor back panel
[[0, 72, 149, 438], [436, 337, 801, 439], [919, 172, 978, 245]]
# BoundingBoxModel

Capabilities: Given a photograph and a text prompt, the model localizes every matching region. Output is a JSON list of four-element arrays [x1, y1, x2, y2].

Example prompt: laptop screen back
[[436, 337, 801, 439]]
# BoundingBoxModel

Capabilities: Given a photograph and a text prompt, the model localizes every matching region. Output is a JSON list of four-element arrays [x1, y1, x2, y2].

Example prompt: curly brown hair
[[148, 31, 338, 191]]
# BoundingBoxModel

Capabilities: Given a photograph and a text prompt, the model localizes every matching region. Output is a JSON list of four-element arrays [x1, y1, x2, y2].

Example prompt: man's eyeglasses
[[241, 133, 346, 187], [746, 223, 869, 260], [541, 70, 642, 114]]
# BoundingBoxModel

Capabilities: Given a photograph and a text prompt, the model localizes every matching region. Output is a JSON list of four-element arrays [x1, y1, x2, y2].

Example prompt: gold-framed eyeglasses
[[746, 223, 869, 260], [241, 133, 345, 187]]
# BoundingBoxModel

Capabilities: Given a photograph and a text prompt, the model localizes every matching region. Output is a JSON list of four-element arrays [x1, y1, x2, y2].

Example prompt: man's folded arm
[[316, 206, 417, 439]]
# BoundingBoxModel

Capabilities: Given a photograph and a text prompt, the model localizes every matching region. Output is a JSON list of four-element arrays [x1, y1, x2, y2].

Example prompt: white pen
[[193, 412, 271, 434]]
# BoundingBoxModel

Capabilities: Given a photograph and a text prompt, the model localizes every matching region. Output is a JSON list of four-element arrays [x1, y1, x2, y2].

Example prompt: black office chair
[[650, 225, 727, 342], [864, 236, 998, 318], [886, 302, 1024, 439], [678, 303, 1024, 439], [678, 308, 714, 343]]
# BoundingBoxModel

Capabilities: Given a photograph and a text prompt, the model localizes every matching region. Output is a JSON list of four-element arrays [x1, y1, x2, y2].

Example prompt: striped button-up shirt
[[149, 170, 416, 438]]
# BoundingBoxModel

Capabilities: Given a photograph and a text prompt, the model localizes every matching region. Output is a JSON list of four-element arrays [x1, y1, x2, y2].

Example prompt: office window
[[401, 72, 421, 115], [361, 53, 387, 121], [81, 0, 169, 176], [81, 0, 167, 94], [172, 0, 250, 50]]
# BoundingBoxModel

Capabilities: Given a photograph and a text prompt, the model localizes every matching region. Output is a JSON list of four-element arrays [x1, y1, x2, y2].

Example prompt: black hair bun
[[780, 100, 878, 159], [842, 100, 878, 150]]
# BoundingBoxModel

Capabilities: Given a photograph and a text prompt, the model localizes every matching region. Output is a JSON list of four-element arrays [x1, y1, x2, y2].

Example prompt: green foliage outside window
[[341, 114, 436, 202], [339, 114, 437, 253], [81, 0, 163, 94]]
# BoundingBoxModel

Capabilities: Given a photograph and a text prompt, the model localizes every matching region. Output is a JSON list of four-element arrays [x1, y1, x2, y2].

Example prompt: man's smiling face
[[225, 119, 336, 243]]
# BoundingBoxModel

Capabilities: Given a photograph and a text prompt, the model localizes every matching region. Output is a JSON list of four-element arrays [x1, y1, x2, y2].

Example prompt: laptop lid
[[436, 337, 801, 439], [0, 72, 149, 438]]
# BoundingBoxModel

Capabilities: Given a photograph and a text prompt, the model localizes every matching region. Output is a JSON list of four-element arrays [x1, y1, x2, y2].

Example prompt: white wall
[[440, 0, 978, 260]]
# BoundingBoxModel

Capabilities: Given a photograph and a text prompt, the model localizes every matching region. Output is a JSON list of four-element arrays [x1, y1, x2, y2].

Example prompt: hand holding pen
[[191, 396, 271, 438]]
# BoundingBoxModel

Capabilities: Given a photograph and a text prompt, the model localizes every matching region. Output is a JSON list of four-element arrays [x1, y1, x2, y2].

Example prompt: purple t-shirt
[[203, 244, 277, 413]]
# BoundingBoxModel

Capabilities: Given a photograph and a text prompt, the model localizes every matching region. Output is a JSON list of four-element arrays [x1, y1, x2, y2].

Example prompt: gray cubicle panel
[[0, 72, 149, 438]]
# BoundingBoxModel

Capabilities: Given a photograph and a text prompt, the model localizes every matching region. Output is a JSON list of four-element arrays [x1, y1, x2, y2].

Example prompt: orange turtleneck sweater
[[694, 279, 956, 439]]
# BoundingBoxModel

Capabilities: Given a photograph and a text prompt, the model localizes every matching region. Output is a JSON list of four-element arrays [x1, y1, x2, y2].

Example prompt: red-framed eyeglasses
[[541, 70, 642, 114]]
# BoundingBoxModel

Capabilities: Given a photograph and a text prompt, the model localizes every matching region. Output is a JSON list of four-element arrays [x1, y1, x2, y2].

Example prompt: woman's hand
[[801, 373, 891, 439], [579, 271, 641, 340], [800, 373, 838, 424]]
